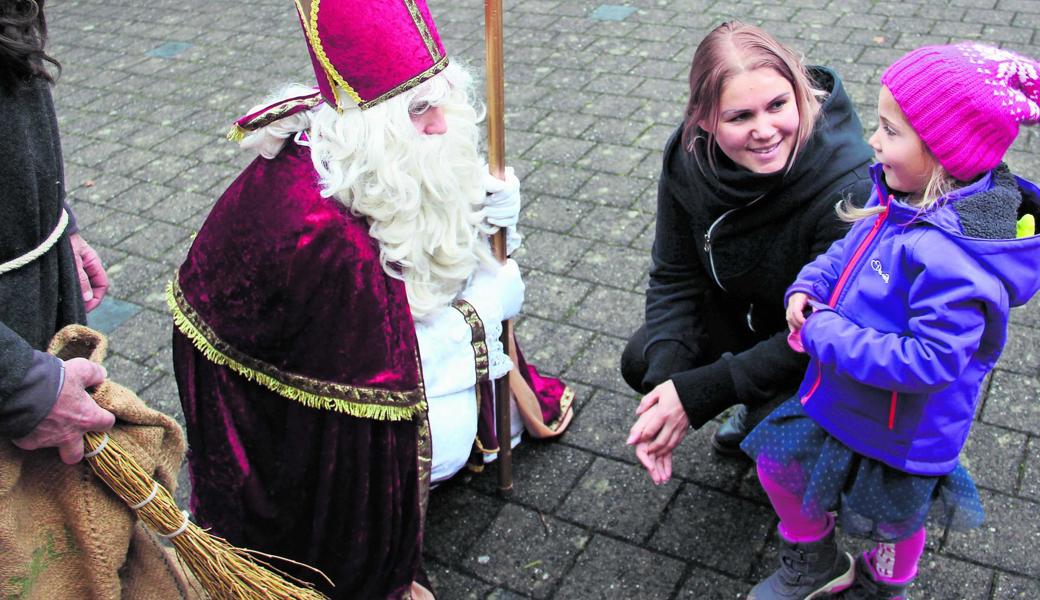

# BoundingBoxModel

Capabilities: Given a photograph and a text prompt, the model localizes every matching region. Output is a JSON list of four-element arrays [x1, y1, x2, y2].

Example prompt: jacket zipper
[[801, 197, 892, 411], [703, 194, 765, 292]]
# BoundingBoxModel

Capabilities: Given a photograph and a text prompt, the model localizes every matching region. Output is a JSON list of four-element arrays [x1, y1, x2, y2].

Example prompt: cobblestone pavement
[[46, 0, 1040, 598]]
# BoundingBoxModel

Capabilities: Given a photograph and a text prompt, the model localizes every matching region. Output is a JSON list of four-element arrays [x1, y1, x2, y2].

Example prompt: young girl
[[742, 43, 1040, 599]]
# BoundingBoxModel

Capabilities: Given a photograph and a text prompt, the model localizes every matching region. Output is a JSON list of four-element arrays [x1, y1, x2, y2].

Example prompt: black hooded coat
[[625, 67, 874, 428]]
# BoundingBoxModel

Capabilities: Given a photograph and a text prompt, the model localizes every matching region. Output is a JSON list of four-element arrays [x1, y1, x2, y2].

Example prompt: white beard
[[306, 65, 496, 320]]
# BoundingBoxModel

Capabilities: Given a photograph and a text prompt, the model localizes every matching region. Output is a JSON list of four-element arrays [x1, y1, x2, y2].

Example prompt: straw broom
[[82, 431, 331, 600]]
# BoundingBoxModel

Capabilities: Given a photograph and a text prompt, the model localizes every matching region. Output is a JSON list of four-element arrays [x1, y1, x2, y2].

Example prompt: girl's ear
[[697, 118, 714, 134]]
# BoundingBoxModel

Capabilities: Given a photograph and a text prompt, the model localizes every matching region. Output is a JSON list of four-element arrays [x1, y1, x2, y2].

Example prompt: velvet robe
[[170, 140, 430, 599]]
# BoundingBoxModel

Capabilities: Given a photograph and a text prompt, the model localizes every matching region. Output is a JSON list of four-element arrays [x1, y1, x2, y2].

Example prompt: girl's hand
[[786, 292, 811, 333], [626, 380, 688, 484]]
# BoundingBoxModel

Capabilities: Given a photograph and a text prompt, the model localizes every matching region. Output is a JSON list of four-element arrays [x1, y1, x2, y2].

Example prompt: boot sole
[[805, 552, 855, 599]]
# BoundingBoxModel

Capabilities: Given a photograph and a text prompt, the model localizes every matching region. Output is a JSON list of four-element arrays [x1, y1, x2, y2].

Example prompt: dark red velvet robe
[[170, 140, 430, 599]]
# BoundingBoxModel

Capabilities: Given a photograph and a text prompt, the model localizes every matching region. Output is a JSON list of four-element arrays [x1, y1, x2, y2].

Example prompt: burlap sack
[[0, 325, 198, 599]]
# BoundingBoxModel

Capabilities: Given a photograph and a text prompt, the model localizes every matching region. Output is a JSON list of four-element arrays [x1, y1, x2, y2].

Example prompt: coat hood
[[873, 163, 1040, 307]]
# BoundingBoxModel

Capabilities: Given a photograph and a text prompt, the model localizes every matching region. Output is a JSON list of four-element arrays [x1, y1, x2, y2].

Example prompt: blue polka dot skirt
[[740, 397, 985, 543]]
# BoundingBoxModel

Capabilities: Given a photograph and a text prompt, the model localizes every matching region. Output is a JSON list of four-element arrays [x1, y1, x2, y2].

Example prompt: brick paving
[[46, 0, 1040, 597]]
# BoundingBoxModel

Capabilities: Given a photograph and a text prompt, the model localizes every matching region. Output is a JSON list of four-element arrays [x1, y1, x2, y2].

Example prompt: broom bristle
[[83, 432, 331, 600]]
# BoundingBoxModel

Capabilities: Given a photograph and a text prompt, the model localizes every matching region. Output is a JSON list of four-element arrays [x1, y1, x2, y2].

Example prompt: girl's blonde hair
[[836, 141, 960, 222], [681, 21, 824, 174]]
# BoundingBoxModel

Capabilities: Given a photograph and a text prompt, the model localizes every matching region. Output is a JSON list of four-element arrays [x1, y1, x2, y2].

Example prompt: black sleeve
[[672, 175, 872, 428], [642, 174, 712, 389]]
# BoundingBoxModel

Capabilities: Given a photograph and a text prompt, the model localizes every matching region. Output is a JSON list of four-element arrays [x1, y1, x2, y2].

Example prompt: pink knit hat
[[881, 42, 1040, 181]]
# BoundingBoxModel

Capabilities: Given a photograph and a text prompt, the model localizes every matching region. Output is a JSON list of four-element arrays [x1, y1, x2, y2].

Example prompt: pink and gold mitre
[[294, 0, 449, 110]]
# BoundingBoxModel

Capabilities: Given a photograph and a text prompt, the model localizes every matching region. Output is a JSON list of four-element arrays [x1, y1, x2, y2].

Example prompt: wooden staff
[[484, 0, 513, 495]]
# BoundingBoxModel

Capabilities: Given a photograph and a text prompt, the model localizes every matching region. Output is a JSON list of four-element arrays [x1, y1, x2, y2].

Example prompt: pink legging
[[757, 462, 926, 583]]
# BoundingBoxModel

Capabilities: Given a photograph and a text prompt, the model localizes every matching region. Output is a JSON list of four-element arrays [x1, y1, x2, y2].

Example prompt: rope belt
[[0, 209, 69, 275]]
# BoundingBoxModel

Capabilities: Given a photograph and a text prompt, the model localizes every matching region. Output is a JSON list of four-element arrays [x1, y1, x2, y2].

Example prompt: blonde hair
[[306, 62, 497, 320], [682, 21, 824, 174], [837, 139, 960, 222]]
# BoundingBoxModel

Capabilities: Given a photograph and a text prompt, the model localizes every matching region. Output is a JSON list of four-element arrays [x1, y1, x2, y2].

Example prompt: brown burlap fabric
[[0, 325, 197, 599]]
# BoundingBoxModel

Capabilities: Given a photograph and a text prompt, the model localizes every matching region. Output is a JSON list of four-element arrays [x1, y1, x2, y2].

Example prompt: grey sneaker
[[748, 528, 854, 599], [829, 555, 911, 600]]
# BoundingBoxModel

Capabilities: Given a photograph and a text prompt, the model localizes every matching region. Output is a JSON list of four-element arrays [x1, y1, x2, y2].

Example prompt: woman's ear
[[697, 118, 713, 134]]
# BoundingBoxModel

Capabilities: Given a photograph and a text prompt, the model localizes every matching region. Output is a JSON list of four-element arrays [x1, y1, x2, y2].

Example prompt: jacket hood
[[665, 66, 874, 220], [873, 163, 1040, 307]]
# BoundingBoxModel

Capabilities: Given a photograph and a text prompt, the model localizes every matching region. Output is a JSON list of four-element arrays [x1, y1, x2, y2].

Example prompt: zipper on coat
[[801, 197, 892, 405], [703, 194, 765, 291], [887, 391, 897, 430]]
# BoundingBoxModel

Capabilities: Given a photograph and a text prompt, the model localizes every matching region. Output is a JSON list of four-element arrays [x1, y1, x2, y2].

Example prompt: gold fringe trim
[[167, 280, 425, 421], [226, 124, 248, 142]]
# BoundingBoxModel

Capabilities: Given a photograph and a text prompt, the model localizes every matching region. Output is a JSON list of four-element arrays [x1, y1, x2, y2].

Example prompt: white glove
[[462, 258, 525, 325], [240, 110, 312, 159], [482, 166, 521, 228]]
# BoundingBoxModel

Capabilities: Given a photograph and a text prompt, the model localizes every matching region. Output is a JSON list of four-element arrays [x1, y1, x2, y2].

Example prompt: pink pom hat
[[881, 42, 1040, 181], [294, 0, 448, 111]]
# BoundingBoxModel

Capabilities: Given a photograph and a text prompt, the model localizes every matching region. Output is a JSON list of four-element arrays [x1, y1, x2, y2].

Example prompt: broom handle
[[484, 0, 512, 496]]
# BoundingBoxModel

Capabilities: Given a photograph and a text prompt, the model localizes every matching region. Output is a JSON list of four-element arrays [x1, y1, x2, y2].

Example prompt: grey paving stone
[[911, 552, 995, 600], [521, 164, 593, 198], [580, 117, 652, 147], [531, 111, 596, 139], [563, 388, 641, 463], [668, 424, 753, 493], [120, 221, 193, 260], [553, 535, 684, 599], [567, 286, 644, 339], [993, 572, 1040, 599], [465, 504, 590, 599], [944, 489, 1040, 577], [102, 352, 164, 396], [139, 373, 184, 426], [425, 561, 492, 600], [104, 255, 175, 300], [675, 565, 749, 599], [73, 207, 151, 248], [575, 142, 650, 176], [574, 205, 652, 247], [1021, 437, 1040, 502], [425, 481, 505, 564], [514, 316, 595, 377], [514, 230, 590, 275], [563, 334, 631, 393], [569, 244, 650, 290], [558, 457, 679, 542], [981, 370, 1040, 435], [520, 270, 591, 322], [574, 172, 651, 209], [108, 308, 173, 364], [465, 442, 594, 514], [1009, 296, 1040, 328], [520, 195, 592, 234], [524, 135, 595, 165], [996, 324, 1040, 375], [649, 485, 773, 577], [959, 421, 1027, 494]]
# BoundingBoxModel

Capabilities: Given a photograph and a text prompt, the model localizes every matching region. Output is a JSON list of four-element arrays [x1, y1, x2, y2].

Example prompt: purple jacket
[[787, 164, 1040, 475]]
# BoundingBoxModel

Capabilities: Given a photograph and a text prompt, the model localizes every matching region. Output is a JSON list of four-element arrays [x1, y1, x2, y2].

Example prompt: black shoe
[[712, 404, 749, 457]]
